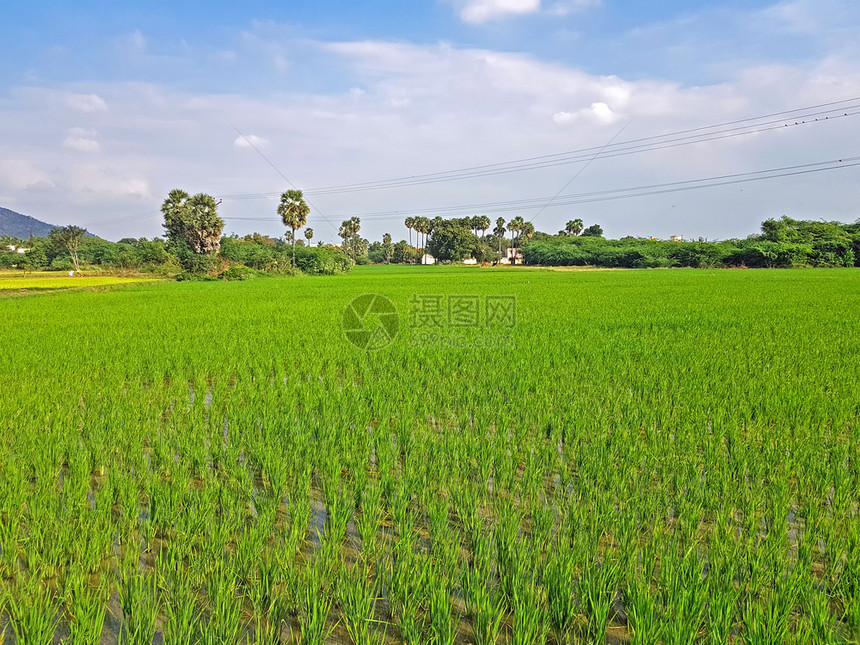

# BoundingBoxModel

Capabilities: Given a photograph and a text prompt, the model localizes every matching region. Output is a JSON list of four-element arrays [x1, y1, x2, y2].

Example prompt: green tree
[[427, 219, 478, 262], [581, 224, 604, 238], [48, 225, 87, 272], [278, 190, 310, 268], [161, 189, 224, 255], [304, 227, 314, 248]]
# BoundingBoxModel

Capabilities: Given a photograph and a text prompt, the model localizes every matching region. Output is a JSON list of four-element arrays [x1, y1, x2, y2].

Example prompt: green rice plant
[[247, 551, 284, 645], [799, 586, 839, 644], [740, 570, 803, 645], [357, 480, 383, 560], [117, 570, 160, 645], [579, 556, 620, 645], [427, 565, 458, 645], [397, 580, 425, 645], [161, 570, 200, 644], [7, 579, 59, 645], [544, 537, 579, 643], [660, 544, 708, 645], [705, 562, 741, 644], [64, 572, 109, 645], [298, 561, 337, 645], [200, 560, 243, 645], [288, 488, 311, 554], [467, 579, 506, 645], [494, 499, 526, 610], [625, 578, 661, 645], [511, 580, 547, 645], [339, 562, 379, 645]]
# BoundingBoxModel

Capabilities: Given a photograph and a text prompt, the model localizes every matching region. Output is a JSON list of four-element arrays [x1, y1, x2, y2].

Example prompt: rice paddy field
[[1, 265, 859, 644], [0, 273, 162, 292]]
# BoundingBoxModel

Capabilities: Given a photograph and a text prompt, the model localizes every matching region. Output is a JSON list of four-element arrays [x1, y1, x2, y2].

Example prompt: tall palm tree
[[415, 217, 426, 252], [304, 227, 314, 247], [478, 215, 491, 238], [278, 190, 310, 267], [508, 216, 525, 264], [494, 217, 506, 261], [405, 217, 414, 253], [383, 232, 392, 264]]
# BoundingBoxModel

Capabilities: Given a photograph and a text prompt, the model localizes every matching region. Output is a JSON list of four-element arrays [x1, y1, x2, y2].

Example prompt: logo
[[342, 293, 400, 350]]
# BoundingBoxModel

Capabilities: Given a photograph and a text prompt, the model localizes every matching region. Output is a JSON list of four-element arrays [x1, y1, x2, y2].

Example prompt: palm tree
[[278, 190, 310, 267], [405, 217, 414, 252], [508, 216, 525, 264], [478, 215, 491, 238], [415, 217, 425, 252], [566, 218, 583, 236], [383, 232, 392, 264], [494, 217, 506, 261], [304, 227, 314, 247]]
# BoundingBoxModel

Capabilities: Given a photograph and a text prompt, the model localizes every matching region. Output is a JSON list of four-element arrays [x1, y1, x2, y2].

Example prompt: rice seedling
[[298, 560, 337, 645], [427, 563, 458, 645], [7, 578, 58, 645], [117, 569, 160, 645], [339, 561, 381, 645], [63, 571, 108, 645]]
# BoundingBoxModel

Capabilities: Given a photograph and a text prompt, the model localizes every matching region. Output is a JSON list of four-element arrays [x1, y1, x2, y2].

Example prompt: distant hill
[[0, 207, 57, 239]]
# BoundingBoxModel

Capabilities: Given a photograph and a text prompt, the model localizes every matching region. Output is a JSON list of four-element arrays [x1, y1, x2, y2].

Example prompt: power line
[[231, 125, 339, 235], [220, 155, 858, 223], [217, 96, 860, 201]]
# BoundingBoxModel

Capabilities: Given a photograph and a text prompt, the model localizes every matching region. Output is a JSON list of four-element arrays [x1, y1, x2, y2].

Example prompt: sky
[[1, 0, 859, 243]]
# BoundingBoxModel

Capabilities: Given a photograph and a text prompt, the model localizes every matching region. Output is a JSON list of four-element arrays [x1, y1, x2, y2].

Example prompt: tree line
[[3, 187, 857, 273]]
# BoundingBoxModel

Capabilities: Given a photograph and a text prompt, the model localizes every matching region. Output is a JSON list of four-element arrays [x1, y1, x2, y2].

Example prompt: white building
[[420, 253, 435, 265], [499, 248, 524, 264]]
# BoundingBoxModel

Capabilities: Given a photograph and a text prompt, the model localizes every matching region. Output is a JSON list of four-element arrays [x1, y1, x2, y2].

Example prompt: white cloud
[[458, 0, 541, 24], [233, 134, 271, 149], [450, 0, 600, 23], [63, 93, 109, 113], [63, 136, 100, 152]]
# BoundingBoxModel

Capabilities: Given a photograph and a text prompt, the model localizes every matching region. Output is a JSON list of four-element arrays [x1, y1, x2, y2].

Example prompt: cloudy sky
[[1, 0, 859, 242]]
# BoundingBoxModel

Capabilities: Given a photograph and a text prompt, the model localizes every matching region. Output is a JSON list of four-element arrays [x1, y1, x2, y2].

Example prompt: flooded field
[[0, 266, 858, 643]]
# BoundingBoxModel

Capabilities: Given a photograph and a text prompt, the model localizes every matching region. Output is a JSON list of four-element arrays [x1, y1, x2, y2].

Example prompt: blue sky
[[1, 0, 859, 242]]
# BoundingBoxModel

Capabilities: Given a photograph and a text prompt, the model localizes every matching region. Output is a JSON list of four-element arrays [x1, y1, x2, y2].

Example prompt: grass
[[0, 264, 858, 643]]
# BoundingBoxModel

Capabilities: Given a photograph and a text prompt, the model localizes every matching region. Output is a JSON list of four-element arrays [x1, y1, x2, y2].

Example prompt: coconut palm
[[278, 190, 310, 267]]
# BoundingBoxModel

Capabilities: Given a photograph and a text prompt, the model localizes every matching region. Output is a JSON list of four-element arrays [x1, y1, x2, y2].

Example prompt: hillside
[[0, 207, 57, 239]]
